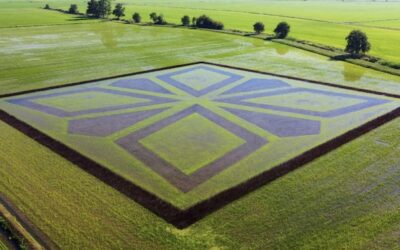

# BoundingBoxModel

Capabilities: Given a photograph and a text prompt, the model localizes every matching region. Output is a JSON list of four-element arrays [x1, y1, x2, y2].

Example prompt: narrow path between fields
[[126, 3, 400, 31]]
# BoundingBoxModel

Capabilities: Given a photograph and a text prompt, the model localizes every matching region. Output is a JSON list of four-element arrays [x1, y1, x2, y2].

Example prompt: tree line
[[44, 1, 371, 57]]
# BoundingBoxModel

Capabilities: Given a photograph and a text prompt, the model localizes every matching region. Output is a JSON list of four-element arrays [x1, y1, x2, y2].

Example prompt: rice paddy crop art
[[1, 63, 399, 227]]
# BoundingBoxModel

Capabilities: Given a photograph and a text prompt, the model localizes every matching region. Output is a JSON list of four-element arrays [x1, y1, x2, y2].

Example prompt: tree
[[195, 15, 224, 30], [274, 22, 290, 38], [191, 17, 197, 27], [86, 0, 98, 16], [345, 30, 371, 57], [149, 12, 157, 23], [155, 14, 167, 25], [97, 0, 111, 18], [112, 3, 125, 19], [68, 4, 78, 14], [149, 13, 166, 25], [253, 22, 265, 34], [181, 15, 190, 26], [44, 4, 50, 9], [132, 12, 141, 23]]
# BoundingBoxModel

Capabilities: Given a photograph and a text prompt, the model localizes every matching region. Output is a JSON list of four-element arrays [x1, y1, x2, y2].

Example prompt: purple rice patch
[[217, 88, 390, 118], [110, 78, 173, 95], [223, 107, 321, 137], [222, 78, 291, 95], [68, 108, 168, 137]]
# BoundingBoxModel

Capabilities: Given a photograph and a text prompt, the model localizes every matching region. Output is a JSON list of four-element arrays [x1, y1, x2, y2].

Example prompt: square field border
[[0, 61, 399, 229]]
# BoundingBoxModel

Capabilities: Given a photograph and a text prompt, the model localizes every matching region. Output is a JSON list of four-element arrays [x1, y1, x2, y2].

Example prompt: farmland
[[2, 62, 398, 212], [0, 0, 400, 249], [1, 22, 400, 96], [41, 0, 400, 62]]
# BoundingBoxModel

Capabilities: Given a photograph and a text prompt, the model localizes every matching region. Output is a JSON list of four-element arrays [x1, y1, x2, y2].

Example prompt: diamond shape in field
[[7, 88, 177, 117], [157, 66, 243, 96], [116, 105, 267, 192], [140, 113, 245, 175], [217, 88, 390, 117], [170, 69, 230, 91]]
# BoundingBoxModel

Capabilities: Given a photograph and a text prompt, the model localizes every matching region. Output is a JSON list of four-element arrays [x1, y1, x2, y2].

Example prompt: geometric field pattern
[[1, 62, 399, 228]]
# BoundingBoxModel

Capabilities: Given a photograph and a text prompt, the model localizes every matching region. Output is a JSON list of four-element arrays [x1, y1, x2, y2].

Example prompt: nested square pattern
[[1, 63, 398, 214]]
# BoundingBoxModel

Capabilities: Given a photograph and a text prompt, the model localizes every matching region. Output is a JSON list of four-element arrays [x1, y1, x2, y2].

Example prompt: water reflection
[[342, 62, 365, 82], [275, 45, 289, 56], [91, 23, 127, 49]]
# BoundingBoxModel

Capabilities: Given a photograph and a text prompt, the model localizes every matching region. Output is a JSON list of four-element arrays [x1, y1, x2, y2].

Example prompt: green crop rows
[[2, 64, 399, 209], [0, 1, 400, 249]]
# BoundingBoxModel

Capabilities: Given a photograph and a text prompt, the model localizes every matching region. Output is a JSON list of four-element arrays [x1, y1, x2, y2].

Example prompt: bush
[[68, 4, 78, 14], [181, 15, 190, 26], [149, 12, 166, 25], [155, 14, 167, 25], [44, 4, 50, 9], [149, 12, 157, 22], [132, 12, 141, 23], [195, 15, 224, 30], [86, 0, 98, 16], [191, 17, 197, 27], [86, 0, 111, 18], [112, 3, 125, 19], [253, 22, 265, 34], [274, 22, 290, 38]]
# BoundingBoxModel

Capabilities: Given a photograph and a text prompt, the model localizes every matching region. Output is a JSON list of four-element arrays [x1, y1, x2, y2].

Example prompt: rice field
[[38, 0, 400, 62], [0, 1, 399, 249]]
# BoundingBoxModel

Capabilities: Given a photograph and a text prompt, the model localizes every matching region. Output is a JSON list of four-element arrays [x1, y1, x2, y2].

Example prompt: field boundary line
[[126, 3, 400, 32], [0, 193, 58, 249], [126, 3, 345, 24], [1, 62, 399, 229]]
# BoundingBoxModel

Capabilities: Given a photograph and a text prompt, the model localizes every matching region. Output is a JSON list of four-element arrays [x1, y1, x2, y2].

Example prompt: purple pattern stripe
[[110, 78, 173, 95], [216, 88, 390, 118], [116, 104, 267, 192], [7, 88, 177, 118]]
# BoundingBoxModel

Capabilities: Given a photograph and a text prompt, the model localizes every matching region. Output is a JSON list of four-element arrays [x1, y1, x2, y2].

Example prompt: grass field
[[1, 111, 399, 249], [0, 1, 400, 249], [0, 1, 99, 27], [1, 21, 400, 97], [36, 0, 400, 63]]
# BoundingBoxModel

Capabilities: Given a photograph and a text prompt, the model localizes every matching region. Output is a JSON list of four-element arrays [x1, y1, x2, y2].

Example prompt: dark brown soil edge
[[1, 104, 399, 229], [0, 111, 184, 227], [0, 194, 57, 249], [1, 62, 399, 229], [175, 107, 400, 227]]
